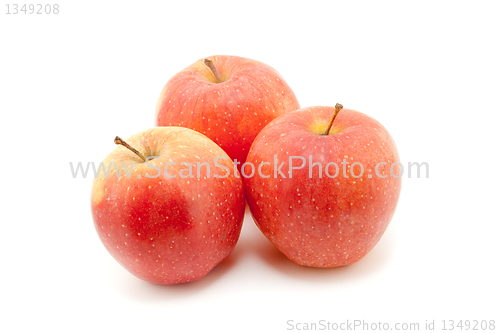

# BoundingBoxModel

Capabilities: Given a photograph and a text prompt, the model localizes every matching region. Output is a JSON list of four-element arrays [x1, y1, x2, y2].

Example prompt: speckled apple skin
[[243, 107, 402, 267], [91, 127, 245, 284], [155, 55, 300, 165]]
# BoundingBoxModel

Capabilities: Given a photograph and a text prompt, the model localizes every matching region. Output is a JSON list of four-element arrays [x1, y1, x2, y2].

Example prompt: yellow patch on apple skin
[[308, 119, 343, 135], [91, 177, 106, 205], [155, 84, 169, 119], [192, 59, 224, 83]]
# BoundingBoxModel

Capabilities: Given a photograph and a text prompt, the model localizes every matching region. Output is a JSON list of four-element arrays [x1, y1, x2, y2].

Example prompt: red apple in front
[[91, 127, 245, 284], [243, 105, 401, 267], [155, 55, 300, 167]]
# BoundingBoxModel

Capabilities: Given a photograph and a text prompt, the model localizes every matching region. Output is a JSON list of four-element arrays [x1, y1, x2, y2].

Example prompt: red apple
[[243, 105, 401, 267], [91, 127, 245, 284], [155, 55, 300, 167]]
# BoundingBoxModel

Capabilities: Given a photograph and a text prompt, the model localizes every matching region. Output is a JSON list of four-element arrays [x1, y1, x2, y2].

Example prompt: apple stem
[[323, 103, 344, 135], [114, 136, 146, 162], [204, 59, 223, 83]]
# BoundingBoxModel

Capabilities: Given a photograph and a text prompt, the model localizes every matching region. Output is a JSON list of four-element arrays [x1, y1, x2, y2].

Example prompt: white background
[[1, 1, 499, 332]]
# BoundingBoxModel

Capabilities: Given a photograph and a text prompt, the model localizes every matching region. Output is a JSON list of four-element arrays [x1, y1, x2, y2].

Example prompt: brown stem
[[114, 136, 146, 162], [323, 103, 344, 135], [204, 59, 223, 83]]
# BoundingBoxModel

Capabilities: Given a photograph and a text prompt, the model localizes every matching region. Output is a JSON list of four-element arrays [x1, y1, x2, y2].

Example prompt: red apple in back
[[155, 55, 300, 166], [91, 127, 245, 284], [243, 106, 402, 267]]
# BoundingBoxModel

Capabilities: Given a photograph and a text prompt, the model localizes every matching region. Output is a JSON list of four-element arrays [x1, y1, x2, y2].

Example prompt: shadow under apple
[[107, 209, 398, 300], [107, 242, 244, 302], [251, 219, 399, 284]]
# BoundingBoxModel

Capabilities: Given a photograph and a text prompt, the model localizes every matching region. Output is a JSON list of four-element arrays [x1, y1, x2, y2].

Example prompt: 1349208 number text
[[6, 4, 59, 14]]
